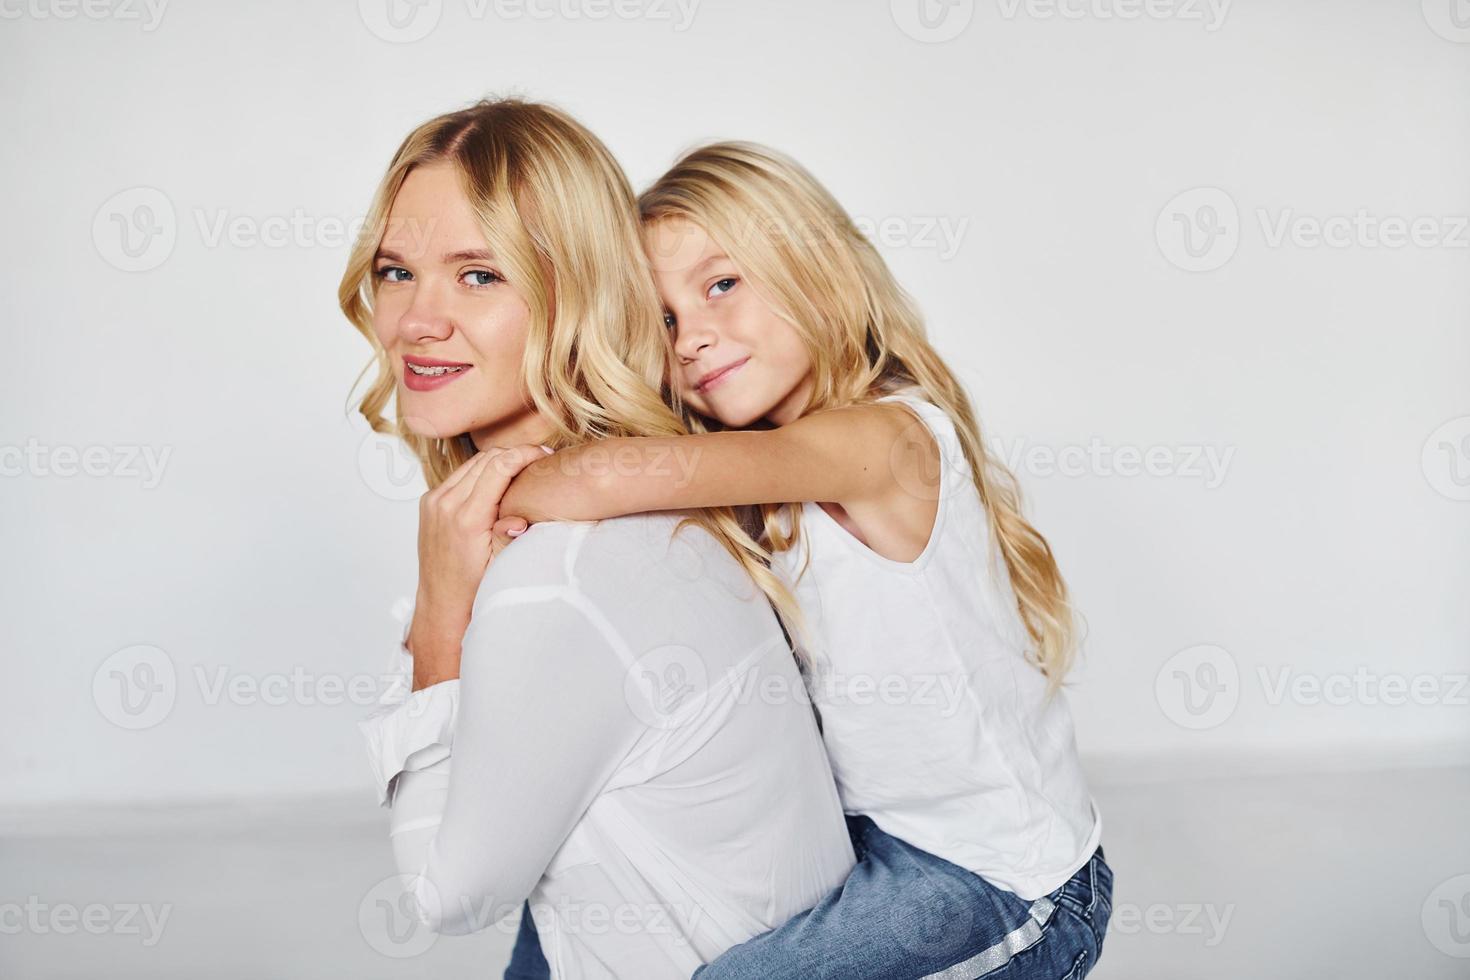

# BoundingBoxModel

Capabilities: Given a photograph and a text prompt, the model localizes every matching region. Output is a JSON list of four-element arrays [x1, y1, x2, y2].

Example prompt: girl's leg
[[503, 900, 551, 980], [694, 816, 1112, 980]]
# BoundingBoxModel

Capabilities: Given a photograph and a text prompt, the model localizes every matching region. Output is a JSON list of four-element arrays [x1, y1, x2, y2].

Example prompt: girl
[[495, 142, 1113, 980]]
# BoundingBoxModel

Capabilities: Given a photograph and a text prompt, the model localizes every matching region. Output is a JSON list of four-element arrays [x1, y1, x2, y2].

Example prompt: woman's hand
[[408, 444, 552, 691]]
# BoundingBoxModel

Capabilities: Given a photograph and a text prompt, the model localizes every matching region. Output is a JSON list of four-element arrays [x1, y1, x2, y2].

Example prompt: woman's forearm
[[408, 595, 471, 691]]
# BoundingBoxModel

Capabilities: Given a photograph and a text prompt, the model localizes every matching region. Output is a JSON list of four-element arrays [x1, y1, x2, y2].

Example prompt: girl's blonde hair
[[340, 99, 799, 625], [639, 142, 1083, 695]]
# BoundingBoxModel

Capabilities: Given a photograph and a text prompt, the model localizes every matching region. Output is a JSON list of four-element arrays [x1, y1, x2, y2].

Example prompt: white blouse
[[771, 389, 1102, 900], [358, 513, 855, 979]]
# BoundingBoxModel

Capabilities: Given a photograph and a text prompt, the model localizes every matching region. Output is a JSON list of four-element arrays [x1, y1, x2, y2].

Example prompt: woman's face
[[372, 161, 544, 448], [646, 217, 814, 428]]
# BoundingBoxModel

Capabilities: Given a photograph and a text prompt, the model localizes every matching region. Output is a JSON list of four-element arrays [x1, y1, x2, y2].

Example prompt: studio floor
[[2, 764, 1466, 979]]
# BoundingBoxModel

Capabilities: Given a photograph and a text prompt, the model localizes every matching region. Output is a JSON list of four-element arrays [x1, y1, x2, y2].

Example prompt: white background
[[1, 0, 1466, 812]]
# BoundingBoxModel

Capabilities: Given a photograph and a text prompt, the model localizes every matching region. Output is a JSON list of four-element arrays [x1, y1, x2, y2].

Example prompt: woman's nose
[[397, 287, 454, 345]]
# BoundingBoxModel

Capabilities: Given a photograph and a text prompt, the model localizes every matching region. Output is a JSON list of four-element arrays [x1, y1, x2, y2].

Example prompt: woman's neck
[[469, 408, 556, 451]]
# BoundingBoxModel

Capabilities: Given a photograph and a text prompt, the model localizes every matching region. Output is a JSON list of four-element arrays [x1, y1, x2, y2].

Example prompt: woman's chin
[[397, 408, 469, 442]]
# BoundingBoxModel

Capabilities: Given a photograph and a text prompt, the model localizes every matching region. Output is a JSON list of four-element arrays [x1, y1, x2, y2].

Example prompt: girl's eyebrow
[[684, 253, 726, 280]]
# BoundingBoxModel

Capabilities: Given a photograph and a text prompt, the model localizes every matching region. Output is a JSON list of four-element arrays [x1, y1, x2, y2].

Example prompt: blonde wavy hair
[[640, 142, 1084, 695], [339, 99, 800, 626]]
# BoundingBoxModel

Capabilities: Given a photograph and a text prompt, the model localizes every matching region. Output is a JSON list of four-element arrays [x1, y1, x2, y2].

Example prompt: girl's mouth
[[695, 356, 750, 394]]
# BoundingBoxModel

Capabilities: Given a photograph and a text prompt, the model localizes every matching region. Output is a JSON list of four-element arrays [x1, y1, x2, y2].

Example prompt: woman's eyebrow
[[372, 248, 497, 263]]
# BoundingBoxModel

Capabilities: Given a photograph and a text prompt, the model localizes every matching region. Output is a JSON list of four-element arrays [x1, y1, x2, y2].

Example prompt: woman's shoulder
[[479, 513, 733, 601]]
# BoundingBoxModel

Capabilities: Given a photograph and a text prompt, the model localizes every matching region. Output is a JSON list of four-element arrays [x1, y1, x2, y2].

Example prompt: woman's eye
[[375, 266, 411, 283], [462, 270, 503, 287], [662, 311, 677, 330], [707, 277, 738, 299]]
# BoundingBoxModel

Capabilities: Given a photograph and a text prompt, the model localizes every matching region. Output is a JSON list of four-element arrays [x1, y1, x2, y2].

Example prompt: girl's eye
[[462, 270, 503, 287], [662, 311, 677, 330], [707, 277, 738, 299], [375, 265, 411, 283]]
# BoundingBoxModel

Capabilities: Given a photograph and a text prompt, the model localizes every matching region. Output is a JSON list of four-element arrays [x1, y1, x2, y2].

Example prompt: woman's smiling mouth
[[403, 354, 473, 391]]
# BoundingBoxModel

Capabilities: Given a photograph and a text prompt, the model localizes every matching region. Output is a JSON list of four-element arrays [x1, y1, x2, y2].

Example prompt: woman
[[345, 98, 855, 978]]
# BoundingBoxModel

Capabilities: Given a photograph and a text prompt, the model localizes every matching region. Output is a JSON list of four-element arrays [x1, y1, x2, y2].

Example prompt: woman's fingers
[[463, 445, 550, 528], [427, 452, 490, 514]]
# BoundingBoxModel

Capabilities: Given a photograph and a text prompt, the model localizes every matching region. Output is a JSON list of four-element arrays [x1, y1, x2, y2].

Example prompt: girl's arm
[[500, 402, 936, 523]]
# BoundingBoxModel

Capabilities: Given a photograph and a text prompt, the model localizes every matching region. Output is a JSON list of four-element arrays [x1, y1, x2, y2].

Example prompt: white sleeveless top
[[770, 388, 1102, 900]]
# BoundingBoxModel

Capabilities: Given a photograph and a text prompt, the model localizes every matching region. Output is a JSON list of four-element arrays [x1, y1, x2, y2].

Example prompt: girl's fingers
[[492, 516, 529, 538]]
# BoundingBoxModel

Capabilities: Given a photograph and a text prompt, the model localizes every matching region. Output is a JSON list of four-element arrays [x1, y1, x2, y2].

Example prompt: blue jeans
[[505, 814, 1113, 979]]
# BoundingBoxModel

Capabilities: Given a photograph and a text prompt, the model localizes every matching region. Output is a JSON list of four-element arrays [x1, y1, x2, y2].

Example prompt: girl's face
[[371, 161, 544, 447], [646, 217, 814, 428]]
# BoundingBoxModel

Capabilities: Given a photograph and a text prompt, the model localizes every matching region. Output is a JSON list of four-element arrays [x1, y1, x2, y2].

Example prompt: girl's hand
[[408, 444, 552, 690]]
